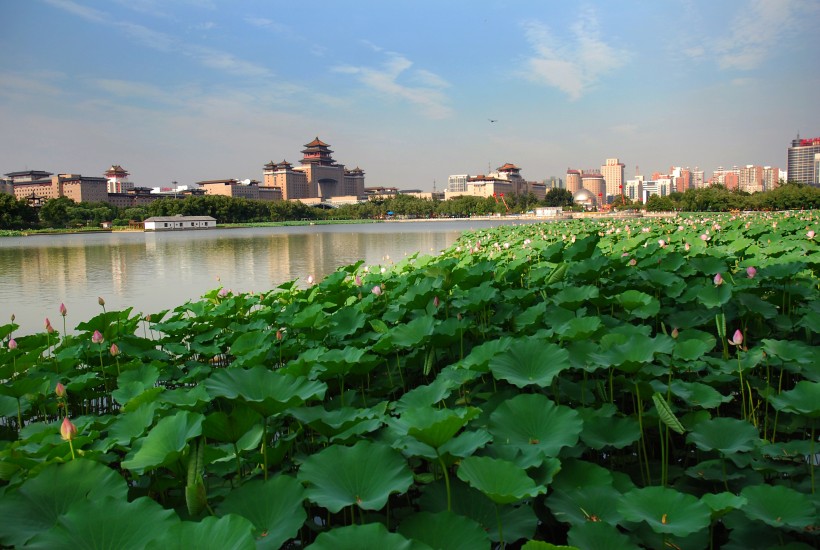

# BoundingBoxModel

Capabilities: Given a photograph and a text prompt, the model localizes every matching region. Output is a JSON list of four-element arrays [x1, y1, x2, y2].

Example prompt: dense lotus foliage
[[1, 211, 818, 549]]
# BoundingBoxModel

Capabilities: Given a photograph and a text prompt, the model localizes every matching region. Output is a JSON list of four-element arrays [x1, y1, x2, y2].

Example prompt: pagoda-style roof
[[497, 163, 521, 172], [105, 165, 129, 177], [264, 160, 277, 169], [304, 137, 330, 148], [277, 159, 293, 168]]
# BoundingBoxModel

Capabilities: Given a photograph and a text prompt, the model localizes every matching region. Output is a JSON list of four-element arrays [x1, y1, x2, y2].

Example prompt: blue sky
[[1, 0, 818, 190]]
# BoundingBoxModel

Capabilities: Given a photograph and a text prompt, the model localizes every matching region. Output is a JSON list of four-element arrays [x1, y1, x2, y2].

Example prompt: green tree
[[544, 188, 573, 207], [39, 197, 74, 228], [0, 194, 38, 229]]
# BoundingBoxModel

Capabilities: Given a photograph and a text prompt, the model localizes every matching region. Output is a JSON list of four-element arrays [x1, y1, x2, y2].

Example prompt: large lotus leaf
[[418, 479, 538, 543], [673, 332, 716, 362], [26, 496, 178, 549], [290, 405, 383, 439], [590, 334, 674, 373], [112, 364, 160, 405], [376, 316, 436, 351], [739, 484, 817, 528], [203, 404, 262, 443], [553, 285, 599, 307], [0, 459, 128, 547], [107, 401, 158, 446], [617, 486, 711, 538], [688, 255, 728, 275], [761, 339, 818, 365], [456, 455, 547, 504], [459, 337, 513, 372], [521, 543, 579, 550], [489, 339, 570, 388], [398, 510, 490, 550], [204, 367, 326, 417], [217, 475, 306, 549], [307, 522, 431, 550], [298, 440, 413, 512], [121, 410, 204, 473], [399, 406, 479, 449], [394, 376, 459, 412], [567, 522, 636, 550], [614, 289, 660, 319], [328, 307, 367, 339], [146, 514, 256, 550], [665, 380, 732, 409], [489, 394, 582, 458], [767, 381, 820, 417], [553, 316, 602, 341], [701, 492, 747, 517], [547, 484, 624, 526], [229, 330, 273, 367], [696, 283, 733, 308], [686, 417, 759, 454], [578, 408, 640, 450], [438, 428, 493, 458]]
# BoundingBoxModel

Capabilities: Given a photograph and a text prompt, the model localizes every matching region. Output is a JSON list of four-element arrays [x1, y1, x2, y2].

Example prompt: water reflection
[[1, 221, 528, 336]]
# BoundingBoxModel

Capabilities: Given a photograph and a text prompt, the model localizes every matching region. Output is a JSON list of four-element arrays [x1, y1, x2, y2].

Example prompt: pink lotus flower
[[60, 417, 77, 441], [684, 242, 691, 251], [729, 329, 743, 346], [372, 285, 382, 296], [628, 258, 637, 266], [808, 230, 816, 239], [746, 266, 757, 279], [92, 330, 104, 344], [700, 234, 710, 241], [713, 273, 724, 286], [59, 303, 67, 317], [275, 329, 283, 341], [354, 275, 362, 286], [55, 382, 66, 398], [45, 318, 54, 334], [218, 288, 228, 298], [109, 343, 119, 357], [7, 338, 16, 350], [658, 239, 666, 248]]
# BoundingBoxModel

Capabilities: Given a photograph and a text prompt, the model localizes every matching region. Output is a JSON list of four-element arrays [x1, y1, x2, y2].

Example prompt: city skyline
[[1, 1, 819, 190]]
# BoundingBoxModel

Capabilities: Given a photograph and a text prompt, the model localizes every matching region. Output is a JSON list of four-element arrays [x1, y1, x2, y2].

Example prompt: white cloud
[[334, 51, 452, 119], [520, 8, 629, 100], [714, 0, 800, 70]]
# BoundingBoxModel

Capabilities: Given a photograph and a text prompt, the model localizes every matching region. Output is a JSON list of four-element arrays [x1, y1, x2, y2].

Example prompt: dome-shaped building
[[572, 188, 596, 209]]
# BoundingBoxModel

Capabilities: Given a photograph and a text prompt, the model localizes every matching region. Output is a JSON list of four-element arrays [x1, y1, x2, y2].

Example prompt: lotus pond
[[0, 211, 818, 549]]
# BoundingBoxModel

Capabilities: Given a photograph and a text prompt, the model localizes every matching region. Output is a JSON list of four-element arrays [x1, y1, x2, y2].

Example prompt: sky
[[1, 0, 819, 191]]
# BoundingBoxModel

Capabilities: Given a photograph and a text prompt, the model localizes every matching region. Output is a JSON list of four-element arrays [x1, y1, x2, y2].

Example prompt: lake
[[0, 219, 543, 336]]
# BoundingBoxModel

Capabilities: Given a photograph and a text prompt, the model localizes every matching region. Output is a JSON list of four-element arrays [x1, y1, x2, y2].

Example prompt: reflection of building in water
[[109, 246, 127, 294]]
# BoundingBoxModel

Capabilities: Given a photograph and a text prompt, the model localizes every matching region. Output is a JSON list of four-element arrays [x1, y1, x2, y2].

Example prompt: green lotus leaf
[[740, 484, 817, 528], [394, 376, 459, 412], [459, 337, 513, 372], [298, 440, 413, 512], [591, 333, 674, 373], [328, 307, 367, 339], [112, 364, 160, 405], [228, 330, 273, 367], [701, 492, 747, 516], [553, 316, 602, 341], [306, 522, 431, 550], [217, 475, 306, 549], [204, 367, 326, 417], [521, 542, 580, 550], [121, 410, 205, 473], [398, 510, 490, 550], [617, 486, 711, 537], [489, 394, 582, 457], [25, 496, 178, 549], [438, 428, 493, 458], [767, 381, 820, 417], [761, 339, 818, 365], [107, 402, 158, 446], [547, 483, 624, 526], [567, 521, 636, 550], [386, 316, 436, 349], [401, 406, 479, 449], [489, 339, 570, 388], [664, 380, 732, 409], [203, 404, 262, 443], [419, 479, 538, 543], [146, 514, 256, 550], [615, 289, 660, 319], [696, 283, 733, 308], [578, 408, 641, 449], [673, 337, 715, 362], [553, 285, 599, 307], [686, 417, 760, 454], [688, 256, 728, 276], [456, 455, 547, 504], [290, 405, 383, 439], [0, 459, 128, 547]]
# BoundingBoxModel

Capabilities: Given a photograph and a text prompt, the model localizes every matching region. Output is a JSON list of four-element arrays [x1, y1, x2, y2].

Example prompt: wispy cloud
[[713, 0, 801, 70], [520, 8, 629, 100], [334, 50, 452, 119], [45, 0, 271, 79]]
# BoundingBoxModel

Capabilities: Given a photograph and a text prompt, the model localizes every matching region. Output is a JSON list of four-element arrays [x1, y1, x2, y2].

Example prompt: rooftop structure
[[787, 135, 820, 186]]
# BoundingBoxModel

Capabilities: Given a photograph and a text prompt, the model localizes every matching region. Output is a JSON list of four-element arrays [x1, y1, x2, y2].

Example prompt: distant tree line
[[0, 182, 818, 230]]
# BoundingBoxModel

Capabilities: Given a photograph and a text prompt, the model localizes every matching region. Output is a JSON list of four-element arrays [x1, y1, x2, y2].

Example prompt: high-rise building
[[692, 167, 705, 189], [762, 166, 780, 191], [787, 135, 820, 185], [739, 165, 764, 193], [546, 176, 564, 189], [670, 167, 692, 193], [600, 158, 625, 201], [566, 169, 582, 193], [581, 171, 606, 201]]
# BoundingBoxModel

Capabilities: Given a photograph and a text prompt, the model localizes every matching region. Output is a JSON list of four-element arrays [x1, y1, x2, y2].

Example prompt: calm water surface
[[0, 220, 541, 336]]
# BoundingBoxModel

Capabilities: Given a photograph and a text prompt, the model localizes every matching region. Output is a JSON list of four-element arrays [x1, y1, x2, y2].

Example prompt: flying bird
[[488, 119, 497, 123]]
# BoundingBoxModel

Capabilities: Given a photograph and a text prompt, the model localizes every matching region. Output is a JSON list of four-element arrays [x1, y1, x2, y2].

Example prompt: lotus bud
[[218, 287, 228, 298], [92, 330, 104, 344], [671, 328, 679, 339], [658, 239, 666, 248], [713, 273, 723, 286], [10, 313, 14, 322], [684, 242, 690, 251], [55, 382, 67, 398], [354, 275, 362, 286], [700, 234, 709, 241], [109, 343, 119, 357], [372, 285, 382, 296], [98, 296, 105, 306], [8, 338, 17, 350], [45, 318, 55, 334], [808, 230, 815, 239], [433, 296, 440, 308], [59, 303, 67, 317], [729, 329, 743, 346], [276, 329, 283, 341], [746, 266, 757, 279], [60, 417, 77, 441], [628, 258, 637, 266], [307, 275, 315, 285]]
